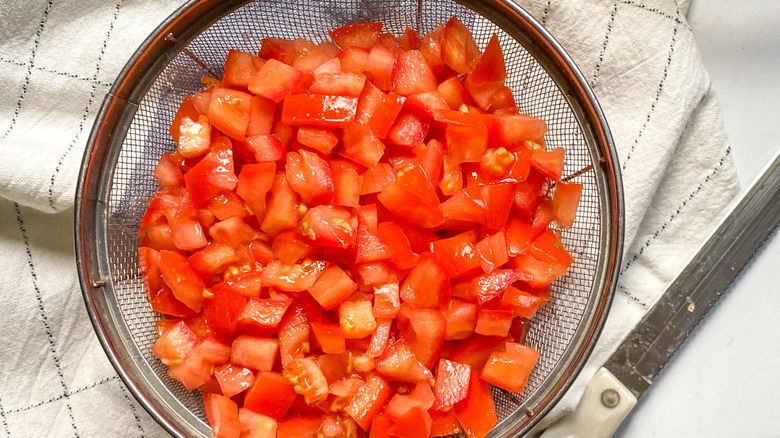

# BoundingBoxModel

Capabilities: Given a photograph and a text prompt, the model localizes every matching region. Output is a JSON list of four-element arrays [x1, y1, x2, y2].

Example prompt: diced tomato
[[277, 415, 323, 438], [530, 198, 555, 239], [374, 222, 417, 270], [308, 265, 358, 310], [501, 285, 541, 319], [203, 283, 247, 337], [446, 124, 489, 164], [222, 50, 264, 90], [249, 59, 306, 102], [330, 160, 363, 208], [399, 27, 422, 51], [430, 232, 481, 278], [365, 44, 397, 91], [310, 322, 347, 354], [340, 46, 370, 74], [169, 336, 231, 390], [231, 335, 278, 371], [241, 134, 286, 163], [220, 269, 263, 298], [475, 309, 513, 337], [177, 115, 212, 159], [310, 72, 367, 97], [341, 122, 386, 168], [170, 95, 200, 143], [208, 191, 247, 221], [365, 318, 392, 358], [375, 339, 432, 383], [258, 37, 295, 64], [529, 229, 574, 269], [441, 16, 480, 74], [377, 165, 443, 229], [246, 96, 277, 139], [419, 24, 444, 73], [385, 112, 429, 150], [282, 357, 329, 404], [159, 250, 205, 312], [512, 169, 548, 219], [480, 183, 514, 230], [504, 214, 533, 257], [151, 320, 199, 366], [454, 371, 496, 438], [399, 308, 446, 369], [209, 218, 257, 249], [391, 50, 437, 96], [493, 115, 547, 147], [330, 22, 383, 49], [151, 286, 197, 318], [433, 359, 471, 410], [277, 303, 311, 366], [369, 415, 394, 438], [552, 181, 583, 229], [286, 150, 334, 205], [531, 147, 565, 182], [154, 153, 184, 188], [261, 259, 326, 293], [301, 205, 357, 249], [345, 372, 392, 431], [204, 393, 241, 438], [387, 403, 431, 438], [238, 409, 277, 438], [297, 128, 339, 155], [442, 298, 477, 340], [214, 363, 255, 398], [482, 343, 539, 393], [430, 409, 462, 437], [260, 173, 300, 236], [338, 300, 377, 339], [509, 252, 567, 289], [187, 243, 239, 277], [356, 81, 386, 124], [238, 295, 293, 331], [476, 231, 509, 273], [206, 87, 253, 140], [192, 90, 212, 115], [272, 230, 315, 264], [244, 371, 297, 419], [437, 76, 471, 110], [403, 91, 450, 120], [282, 94, 358, 129], [290, 38, 332, 73], [184, 137, 238, 208], [399, 252, 449, 309], [368, 92, 406, 139], [452, 268, 528, 304]]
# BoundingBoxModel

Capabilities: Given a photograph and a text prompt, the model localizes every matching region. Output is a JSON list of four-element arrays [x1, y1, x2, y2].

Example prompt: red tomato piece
[[504, 215, 533, 257], [470, 34, 506, 85], [230, 335, 278, 371], [492, 115, 547, 147], [446, 335, 506, 371], [355, 81, 386, 124], [453, 268, 528, 305], [339, 46, 369, 74], [387, 404, 431, 438], [261, 259, 327, 292], [283, 357, 330, 404], [475, 309, 513, 337], [308, 264, 358, 310], [170, 95, 200, 143], [184, 137, 238, 208], [531, 147, 565, 182], [509, 252, 568, 289], [206, 87, 253, 140], [282, 94, 358, 129], [338, 300, 377, 339], [223, 49, 264, 90], [433, 359, 471, 410], [530, 198, 555, 239], [187, 243, 239, 277], [139, 246, 163, 293], [375, 222, 418, 270], [208, 191, 247, 221], [310, 322, 347, 354], [203, 283, 247, 337], [290, 38, 332, 73], [209, 217, 257, 248], [430, 409, 462, 437], [512, 168, 548, 219], [441, 16, 480, 74], [330, 160, 363, 208], [151, 320, 199, 366], [329, 22, 383, 49], [258, 37, 295, 64], [430, 232, 481, 278], [399, 252, 450, 309], [392, 50, 437, 96], [244, 371, 298, 419], [238, 409, 277, 438], [273, 230, 315, 264], [150, 286, 197, 318], [242, 134, 286, 162], [277, 415, 323, 438], [529, 229, 574, 268], [403, 91, 450, 120], [301, 205, 357, 249], [552, 181, 583, 229], [377, 165, 443, 228], [154, 153, 184, 188], [310, 72, 366, 97], [286, 150, 335, 205], [375, 339, 432, 383], [221, 269, 264, 298], [480, 183, 515, 230], [399, 27, 422, 51], [214, 363, 256, 398], [501, 285, 541, 319], [297, 128, 339, 155], [385, 112, 429, 150], [249, 59, 306, 102], [260, 173, 300, 236], [454, 371, 497, 438], [365, 44, 397, 91], [204, 393, 241, 438], [476, 231, 509, 273], [446, 125, 488, 163], [278, 303, 311, 366], [159, 250, 205, 312], [366, 318, 393, 358], [437, 76, 471, 110], [420, 24, 445, 73], [192, 90, 213, 116], [177, 115, 212, 159], [246, 95, 277, 137], [399, 308, 446, 369], [442, 298, 478, 340], [238, 295, 293, 331], [144, 223, 177, 251], [481, 343, 539, 393], [341, 122, 387, 168], [369, 415, 394, 438], [345, 372, 392, 431], [368, 92, 406, 139]]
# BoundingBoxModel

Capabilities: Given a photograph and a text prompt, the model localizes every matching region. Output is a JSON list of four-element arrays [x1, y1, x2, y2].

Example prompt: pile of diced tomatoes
[[137, 16, 583, 438]]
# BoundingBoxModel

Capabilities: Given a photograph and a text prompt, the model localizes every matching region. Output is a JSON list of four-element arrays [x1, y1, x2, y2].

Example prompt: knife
[[539, 149, 780, 438]]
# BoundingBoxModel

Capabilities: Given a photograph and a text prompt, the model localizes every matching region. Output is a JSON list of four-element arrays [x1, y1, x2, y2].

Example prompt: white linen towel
[[0, 0, 739, 436]]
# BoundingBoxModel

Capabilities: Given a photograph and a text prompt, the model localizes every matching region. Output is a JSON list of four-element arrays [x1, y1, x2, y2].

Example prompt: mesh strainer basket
[[75, 0, 623, 436]]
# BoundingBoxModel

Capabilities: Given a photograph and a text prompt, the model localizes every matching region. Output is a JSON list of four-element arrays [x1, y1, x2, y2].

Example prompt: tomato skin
[[552, 181, 583, 229], [309, 322, 347, 354], [308, 264, 358, 310], [330, 22, 383, 49], [446, 335, 507, 371], [203, 393, 241, 438], [282, 95, 358, 129], [509, 252, 567, 289], [480, 183, 515, 230], [244, 371, 298, 420], [356, 81, 386, 124], [368, 92, 406, 139], [433, 359, 471, 410], [454, 371, 497, 438], [187, 243, 239, 278], [404, 91, 449, 120], [246, 95, 277, 138], [529, 229, 574, 268], [345, 372, 393, 431], [154, 153, 184, 188], [159, 250, 205, 312]]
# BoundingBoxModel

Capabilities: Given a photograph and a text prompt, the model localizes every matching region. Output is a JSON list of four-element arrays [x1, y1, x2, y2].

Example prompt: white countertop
[[615, 1, 780, 436]]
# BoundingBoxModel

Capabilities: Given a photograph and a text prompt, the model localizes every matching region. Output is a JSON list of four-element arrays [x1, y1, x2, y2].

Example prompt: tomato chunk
[[244, 371, 297, 420], [282, 95, 358, 129], [249, 59, 306, 102], [203, 393, 241, 438], [481, 342, 540, 393], [330, 22, 383, 49], [454, 371, 496, 438], [159, 250, 205, 312], [308, 264, 358, 310], [375, 340, 432, 383], [433, 359, 471, 410]]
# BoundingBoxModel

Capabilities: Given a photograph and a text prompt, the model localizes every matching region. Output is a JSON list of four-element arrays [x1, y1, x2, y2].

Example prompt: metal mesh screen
[[104, 0, 603, 433]]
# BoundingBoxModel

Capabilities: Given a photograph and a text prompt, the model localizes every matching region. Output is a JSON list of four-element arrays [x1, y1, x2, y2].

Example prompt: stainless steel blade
[[602, 150, 780, 398]]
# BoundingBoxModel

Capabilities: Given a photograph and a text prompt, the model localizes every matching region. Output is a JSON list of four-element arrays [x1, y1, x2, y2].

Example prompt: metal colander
[[75, 0, 623, 437]]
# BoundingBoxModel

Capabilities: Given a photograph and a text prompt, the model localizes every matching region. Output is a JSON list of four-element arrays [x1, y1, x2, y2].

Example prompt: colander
[[74, 0, 623, 436]]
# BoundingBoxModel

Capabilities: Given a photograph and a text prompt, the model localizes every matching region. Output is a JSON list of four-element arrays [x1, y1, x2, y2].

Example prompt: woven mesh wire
[[104, 0, 602, 433]]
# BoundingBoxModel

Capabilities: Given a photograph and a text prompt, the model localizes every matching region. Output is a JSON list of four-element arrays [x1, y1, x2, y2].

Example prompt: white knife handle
[[539, 368, 637, 438]]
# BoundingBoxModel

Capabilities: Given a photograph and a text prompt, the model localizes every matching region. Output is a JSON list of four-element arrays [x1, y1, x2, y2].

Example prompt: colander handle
[[539, 368, 637, 438]]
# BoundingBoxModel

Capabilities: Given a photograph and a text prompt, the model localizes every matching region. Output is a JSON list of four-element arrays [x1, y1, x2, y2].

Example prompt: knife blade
[[539, 149, 780, 438]]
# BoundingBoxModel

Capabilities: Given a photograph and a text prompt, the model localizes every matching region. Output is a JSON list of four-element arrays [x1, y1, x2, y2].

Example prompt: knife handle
[[539, 368, 637, 438]]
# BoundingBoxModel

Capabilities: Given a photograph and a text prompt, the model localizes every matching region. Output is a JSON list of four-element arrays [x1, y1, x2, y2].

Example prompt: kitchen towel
[[0, 0, 740, 437]]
